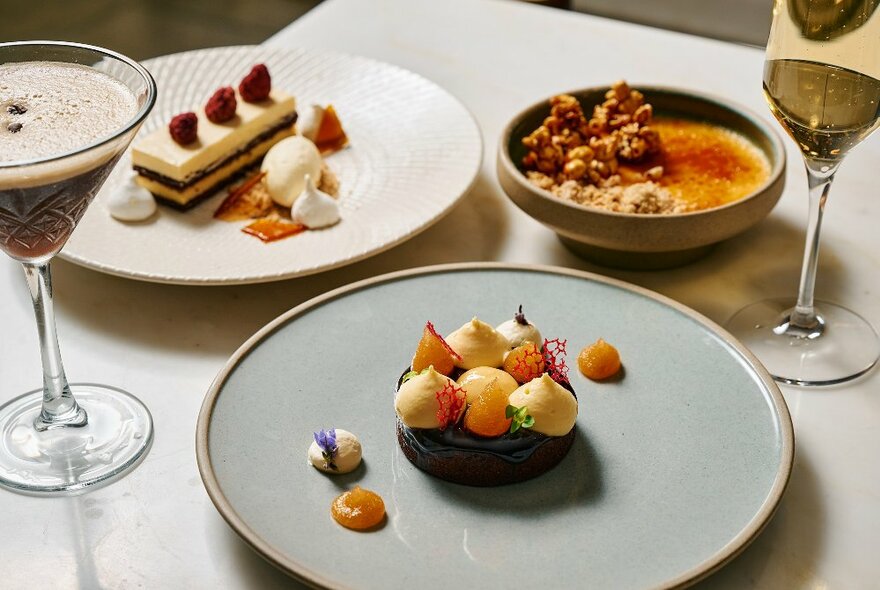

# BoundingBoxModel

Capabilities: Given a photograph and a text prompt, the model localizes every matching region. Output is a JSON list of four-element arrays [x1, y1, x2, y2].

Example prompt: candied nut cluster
[[522, 81, 662, 187]]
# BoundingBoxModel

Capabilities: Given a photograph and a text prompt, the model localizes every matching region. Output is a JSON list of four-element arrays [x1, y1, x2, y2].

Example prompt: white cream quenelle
[[308, 429, 362, 474], [297, 104, 325, 142], [107, 174, 157, 221], [261, 135, 322, 207], [445, 318, 510, 369], [395, 367, 464, 429], [508, 374, 577, 436], [291, 174, 340, 228], [496, 306, 542, 349]]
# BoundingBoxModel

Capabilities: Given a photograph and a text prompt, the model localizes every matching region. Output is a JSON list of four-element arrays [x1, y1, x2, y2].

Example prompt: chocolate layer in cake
[[133, 112, 297, 210]]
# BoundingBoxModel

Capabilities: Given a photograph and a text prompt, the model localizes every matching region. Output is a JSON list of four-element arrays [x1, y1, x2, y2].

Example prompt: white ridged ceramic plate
[[61, 46, 482, 285], [197, 263, 794, 590]]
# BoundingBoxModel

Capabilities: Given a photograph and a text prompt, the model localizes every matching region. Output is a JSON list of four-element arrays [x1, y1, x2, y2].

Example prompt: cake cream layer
[[131, 90, 296, 182], [134, 124, 296, 207]]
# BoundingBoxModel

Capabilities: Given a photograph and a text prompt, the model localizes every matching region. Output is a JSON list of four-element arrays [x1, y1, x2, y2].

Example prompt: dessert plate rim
[[60, 45, 483, 285], [196, 261, 794, 590]]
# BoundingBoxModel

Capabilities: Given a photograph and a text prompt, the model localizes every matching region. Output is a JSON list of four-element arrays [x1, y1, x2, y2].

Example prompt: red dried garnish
[[435, 382, 465, 431], [426, 321, 461, 361], [205, 86, 237, 123], [169, 112, 198, 145], [513, 343, 544, 382], [239, 64, 272, 103], [542, 338, 570, 384]]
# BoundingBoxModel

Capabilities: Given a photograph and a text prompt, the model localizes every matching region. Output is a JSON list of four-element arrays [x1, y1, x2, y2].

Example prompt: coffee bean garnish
[[7, 122, 23, 133], [7, 104, 26, 115]]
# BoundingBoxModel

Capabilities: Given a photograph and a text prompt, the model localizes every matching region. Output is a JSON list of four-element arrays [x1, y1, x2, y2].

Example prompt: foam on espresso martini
[[0, 61, 138, 261]]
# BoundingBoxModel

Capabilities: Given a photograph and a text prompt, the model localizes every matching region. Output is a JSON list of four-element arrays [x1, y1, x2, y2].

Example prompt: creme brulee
[[522, 86, 773, 214], [620, 119, 771, 210]]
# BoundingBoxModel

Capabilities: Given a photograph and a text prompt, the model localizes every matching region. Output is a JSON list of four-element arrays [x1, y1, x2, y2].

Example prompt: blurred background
[[4, 0, 771, 61]]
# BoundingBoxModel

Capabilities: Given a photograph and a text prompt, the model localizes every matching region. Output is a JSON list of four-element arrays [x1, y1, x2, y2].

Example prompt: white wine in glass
[[727, 0, 880, 385]]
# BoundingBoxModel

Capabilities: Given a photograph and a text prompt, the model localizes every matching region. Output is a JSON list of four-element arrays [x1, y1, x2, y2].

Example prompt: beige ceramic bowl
[[497, 87, 786, 269]]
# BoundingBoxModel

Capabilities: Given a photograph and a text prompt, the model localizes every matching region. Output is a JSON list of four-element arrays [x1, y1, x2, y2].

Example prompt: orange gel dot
[[331, 486, 385, 530], [578, 338, 621, 380], [463, 379, 512, 438]]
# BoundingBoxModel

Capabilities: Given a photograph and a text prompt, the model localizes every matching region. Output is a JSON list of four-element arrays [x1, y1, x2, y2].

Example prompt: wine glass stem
[[21, 262, 87, 431], [790, 159, 839, 328]]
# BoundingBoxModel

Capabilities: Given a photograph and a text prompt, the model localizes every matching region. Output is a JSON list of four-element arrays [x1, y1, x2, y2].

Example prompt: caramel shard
[[314, 105, 349, 154]]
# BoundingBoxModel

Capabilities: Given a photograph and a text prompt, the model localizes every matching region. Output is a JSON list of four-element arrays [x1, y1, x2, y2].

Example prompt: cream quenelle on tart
[[394, 309, 578, 486]]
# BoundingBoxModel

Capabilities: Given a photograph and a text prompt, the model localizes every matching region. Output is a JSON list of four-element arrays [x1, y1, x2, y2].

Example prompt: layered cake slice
[[131, 65, 298, 209]]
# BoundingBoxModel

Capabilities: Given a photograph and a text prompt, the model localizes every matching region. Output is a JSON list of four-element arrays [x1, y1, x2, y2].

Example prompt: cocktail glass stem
[[22, 261, 88, 431]]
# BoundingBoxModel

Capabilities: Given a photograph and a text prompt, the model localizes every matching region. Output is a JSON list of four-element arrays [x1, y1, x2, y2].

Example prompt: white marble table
[[2, 0, 878, 587]]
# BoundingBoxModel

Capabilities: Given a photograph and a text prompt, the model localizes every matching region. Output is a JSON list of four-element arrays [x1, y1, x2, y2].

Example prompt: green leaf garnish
[[321, 450, 338, 471], [402, 367, 432, 383], [506, 404, 535, 434]]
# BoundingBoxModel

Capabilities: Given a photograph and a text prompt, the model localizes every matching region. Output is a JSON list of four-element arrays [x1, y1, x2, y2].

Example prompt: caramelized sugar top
[[621, 118, 771, 210], [656, 119, 771, 209]]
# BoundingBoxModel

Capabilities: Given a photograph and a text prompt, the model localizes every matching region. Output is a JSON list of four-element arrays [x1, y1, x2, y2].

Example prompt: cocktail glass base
[[0, 384, 153, 494], [726, 298, 880, 386]]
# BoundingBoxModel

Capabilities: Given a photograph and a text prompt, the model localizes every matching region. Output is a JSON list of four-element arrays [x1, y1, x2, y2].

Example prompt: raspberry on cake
[[394, 310, 579, 486], [131, 65, 298, 209]]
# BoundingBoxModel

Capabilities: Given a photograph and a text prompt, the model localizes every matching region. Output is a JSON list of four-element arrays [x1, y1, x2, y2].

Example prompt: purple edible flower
[[313, 428, 338, 470]]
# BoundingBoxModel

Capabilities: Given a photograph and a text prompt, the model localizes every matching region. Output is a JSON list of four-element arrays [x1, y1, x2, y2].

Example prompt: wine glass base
[[726, 299, 880, 386], [0, 384, 153, 494]]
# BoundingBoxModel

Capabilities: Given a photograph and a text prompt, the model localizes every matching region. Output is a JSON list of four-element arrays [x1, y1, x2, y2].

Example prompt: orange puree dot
[[578, 339, 621, 380], [463, 379, 512, 438], [331, 486, 386, 530]]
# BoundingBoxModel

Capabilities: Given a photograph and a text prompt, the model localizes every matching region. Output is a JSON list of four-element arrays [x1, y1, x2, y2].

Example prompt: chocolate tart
[[395, 369, 577, 486]]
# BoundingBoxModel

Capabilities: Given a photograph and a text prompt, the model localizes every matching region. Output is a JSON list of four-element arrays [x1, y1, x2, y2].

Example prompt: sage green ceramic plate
[[197, 263, 793, 589]]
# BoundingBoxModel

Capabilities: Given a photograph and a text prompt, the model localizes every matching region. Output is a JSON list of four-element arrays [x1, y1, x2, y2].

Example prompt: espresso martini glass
[[0, 41, 156, 493]]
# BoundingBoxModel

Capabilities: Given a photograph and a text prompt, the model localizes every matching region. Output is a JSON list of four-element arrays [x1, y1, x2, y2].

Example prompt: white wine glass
[[0, 41, 156, 493], [726, 0, 880, 385]]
